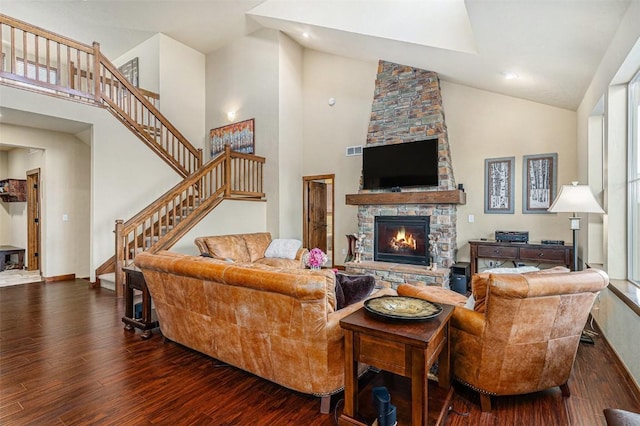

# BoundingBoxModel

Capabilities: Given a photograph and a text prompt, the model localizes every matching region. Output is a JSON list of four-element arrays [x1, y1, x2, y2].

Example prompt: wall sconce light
[[227, 111, 236, 122]]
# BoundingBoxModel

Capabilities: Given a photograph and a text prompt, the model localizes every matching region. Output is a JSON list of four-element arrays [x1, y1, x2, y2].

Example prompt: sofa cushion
[[242, 233, 272, 262], [335, 273, 376, 310], [255, 257, 303, 269], [264, 238, 303, 259], [202, 235, 251, 263]]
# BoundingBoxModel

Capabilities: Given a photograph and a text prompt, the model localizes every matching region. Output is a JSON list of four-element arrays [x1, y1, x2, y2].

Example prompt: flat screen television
[[362, 139, 439, 189]]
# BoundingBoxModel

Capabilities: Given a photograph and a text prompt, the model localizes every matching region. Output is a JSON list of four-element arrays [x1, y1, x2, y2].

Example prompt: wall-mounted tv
[[362, 139, 439, 190]]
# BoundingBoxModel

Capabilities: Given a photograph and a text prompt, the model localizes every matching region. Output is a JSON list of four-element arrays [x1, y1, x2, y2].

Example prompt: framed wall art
[[484, 157, 515, 214], [523, 153, 557, 214], [209, 118, 255, 159], [118, 57, 139, 87]]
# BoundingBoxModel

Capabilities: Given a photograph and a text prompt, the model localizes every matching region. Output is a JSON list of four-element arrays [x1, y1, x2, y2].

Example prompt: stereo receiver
[[495, 230, 529, 243]]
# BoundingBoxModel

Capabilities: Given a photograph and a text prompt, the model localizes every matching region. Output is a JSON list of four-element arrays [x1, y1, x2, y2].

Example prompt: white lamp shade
[[548, 182, 605, 214]]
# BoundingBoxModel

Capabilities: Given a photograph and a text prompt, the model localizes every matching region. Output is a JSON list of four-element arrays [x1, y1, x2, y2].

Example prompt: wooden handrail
[[111, 145, 265, 296]]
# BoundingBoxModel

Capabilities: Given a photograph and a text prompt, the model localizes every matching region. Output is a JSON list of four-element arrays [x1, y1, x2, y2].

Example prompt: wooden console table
[[469, 240, 574, 275], [339, 305, 453, 426], [122, 266, 158, 339]]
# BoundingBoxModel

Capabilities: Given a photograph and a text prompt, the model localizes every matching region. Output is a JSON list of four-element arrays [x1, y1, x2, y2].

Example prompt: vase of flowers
[[303, 248, 328, 270]]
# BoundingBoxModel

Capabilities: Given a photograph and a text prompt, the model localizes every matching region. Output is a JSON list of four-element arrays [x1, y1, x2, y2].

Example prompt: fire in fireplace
[[374, 216, 430, 265]]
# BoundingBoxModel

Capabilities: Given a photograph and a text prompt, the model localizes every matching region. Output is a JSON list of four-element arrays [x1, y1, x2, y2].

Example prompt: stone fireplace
[[345, 60, 463, 289]]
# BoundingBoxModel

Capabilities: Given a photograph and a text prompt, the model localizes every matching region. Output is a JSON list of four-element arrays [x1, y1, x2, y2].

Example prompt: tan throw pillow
[[242, 233, 272, 262], [203, 235, 251, 263]]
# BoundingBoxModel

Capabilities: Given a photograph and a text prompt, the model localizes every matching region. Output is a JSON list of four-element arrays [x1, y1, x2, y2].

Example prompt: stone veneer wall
[[358, 60, 458, 268]]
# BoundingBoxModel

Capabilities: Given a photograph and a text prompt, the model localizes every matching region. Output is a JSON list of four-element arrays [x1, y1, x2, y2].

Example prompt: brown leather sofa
[[398, 268, 609, 412], [195, 232, 308, 269], [134, 250, 395, 413]]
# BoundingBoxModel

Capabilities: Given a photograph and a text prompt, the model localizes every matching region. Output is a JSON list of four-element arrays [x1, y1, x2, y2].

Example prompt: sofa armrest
[[326, 287, 396, 327], [295, 247, 309, 268], [450, 307, 484, 337]]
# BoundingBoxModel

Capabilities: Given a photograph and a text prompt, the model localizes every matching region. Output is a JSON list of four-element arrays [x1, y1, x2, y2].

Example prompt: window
[[629, 70, 640, 284]]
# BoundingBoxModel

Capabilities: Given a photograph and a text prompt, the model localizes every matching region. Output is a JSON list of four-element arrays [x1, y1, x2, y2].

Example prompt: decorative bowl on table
[[364, 295, 442, 321]]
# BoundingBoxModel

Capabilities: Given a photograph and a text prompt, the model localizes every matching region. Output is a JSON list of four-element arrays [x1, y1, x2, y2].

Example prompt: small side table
[[122, 266, 158, 339], [339, 304, 453, 426]]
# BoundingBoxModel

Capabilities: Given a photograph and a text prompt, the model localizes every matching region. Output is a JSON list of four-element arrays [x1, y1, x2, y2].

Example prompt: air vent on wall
[[346, 145, 363, 156]]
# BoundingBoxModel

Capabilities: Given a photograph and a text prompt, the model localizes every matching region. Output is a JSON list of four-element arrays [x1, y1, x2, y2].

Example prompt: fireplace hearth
[[374, 216, 430, 266]]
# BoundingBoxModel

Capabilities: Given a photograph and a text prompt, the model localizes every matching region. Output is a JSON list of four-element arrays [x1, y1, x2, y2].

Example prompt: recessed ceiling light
[[302, 32, 310, 38], [502, 71, 519, 80]]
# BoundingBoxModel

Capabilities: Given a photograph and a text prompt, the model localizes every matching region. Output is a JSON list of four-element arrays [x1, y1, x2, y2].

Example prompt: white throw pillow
[[264, 239, 302, 259], [484, 266, 540, 274]]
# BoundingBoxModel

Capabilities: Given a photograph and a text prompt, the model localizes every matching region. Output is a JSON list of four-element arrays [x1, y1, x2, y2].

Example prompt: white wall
[[576, 1, 640, 388], [302, 50, 377, 265], [1, 84, 180, 280], [593, 287, 640, 389], [206, 29, 281, 235], [277, 33, 303, 239], [114, 34, 206, 151], [158, 34, 206, 148], [442, 81, 578, 262], [0, 125, 89, 277], [113, 35, 160, 94]]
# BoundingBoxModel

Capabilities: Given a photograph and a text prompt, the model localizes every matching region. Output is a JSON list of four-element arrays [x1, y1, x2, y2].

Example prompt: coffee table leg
[[411, 347, 427, 426], [438, 323, 451, 389]]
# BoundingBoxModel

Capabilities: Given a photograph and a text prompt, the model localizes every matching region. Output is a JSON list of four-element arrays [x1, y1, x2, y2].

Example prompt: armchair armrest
[[451, 308, 484, 337]]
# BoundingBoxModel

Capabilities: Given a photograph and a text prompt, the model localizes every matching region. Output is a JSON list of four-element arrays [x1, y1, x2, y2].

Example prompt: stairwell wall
[[206, 29, 282, 237], [114, 34, 206, 151], [0, 123, 90, 278], [0, 85, 180, 281]]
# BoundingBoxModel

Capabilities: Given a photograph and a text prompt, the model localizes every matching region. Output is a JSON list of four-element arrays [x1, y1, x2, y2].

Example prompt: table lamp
[[548, 181, 605, 271]]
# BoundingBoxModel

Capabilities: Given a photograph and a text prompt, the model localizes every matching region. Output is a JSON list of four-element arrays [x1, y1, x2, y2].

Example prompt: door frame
[[302, 174, 334, 267], [26, 168, 41, 271]]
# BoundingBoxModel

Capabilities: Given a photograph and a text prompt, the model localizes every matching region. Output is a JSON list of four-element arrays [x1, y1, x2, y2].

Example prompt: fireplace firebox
[[374, 216, 430, 265]]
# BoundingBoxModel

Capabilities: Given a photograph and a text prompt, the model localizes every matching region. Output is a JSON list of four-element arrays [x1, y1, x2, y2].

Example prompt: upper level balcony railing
[[0, 13, 201, 176]]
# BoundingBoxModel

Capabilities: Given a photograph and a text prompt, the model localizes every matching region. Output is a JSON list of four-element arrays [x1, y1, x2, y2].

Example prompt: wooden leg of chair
[[560, 382, 571, 397], [480, 393, 492, 412], [320, 395, 331, 414]]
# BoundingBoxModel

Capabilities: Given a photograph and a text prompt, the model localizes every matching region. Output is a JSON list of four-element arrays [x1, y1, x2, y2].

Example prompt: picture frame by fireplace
[[484, 157, 515, 214], [522, 153, 557, 214]]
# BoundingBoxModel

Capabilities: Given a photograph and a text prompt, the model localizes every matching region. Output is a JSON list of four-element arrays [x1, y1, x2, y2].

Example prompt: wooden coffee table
[[339, 303, 453, 426]]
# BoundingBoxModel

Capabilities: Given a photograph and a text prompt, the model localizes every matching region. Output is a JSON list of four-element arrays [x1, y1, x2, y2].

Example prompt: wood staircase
[[0, 14, 266, 296]]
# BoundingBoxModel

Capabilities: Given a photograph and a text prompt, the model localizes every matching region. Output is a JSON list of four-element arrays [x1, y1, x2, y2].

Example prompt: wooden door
[[26, 169, 41, 271], [308, 181, 327, 252]]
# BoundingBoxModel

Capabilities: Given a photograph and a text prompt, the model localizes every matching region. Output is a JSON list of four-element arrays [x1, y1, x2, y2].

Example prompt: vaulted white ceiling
[[0, 0, 636, 111]]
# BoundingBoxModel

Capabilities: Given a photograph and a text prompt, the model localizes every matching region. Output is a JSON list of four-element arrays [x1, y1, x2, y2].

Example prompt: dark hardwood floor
[[1, 279, 639, 425]]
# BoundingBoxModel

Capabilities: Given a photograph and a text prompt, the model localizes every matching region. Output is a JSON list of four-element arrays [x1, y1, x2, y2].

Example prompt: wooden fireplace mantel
[[345, 190, 466, 205]]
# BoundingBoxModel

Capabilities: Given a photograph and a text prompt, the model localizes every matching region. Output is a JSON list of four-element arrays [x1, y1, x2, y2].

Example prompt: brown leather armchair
[[398, 268, 609, 412]]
